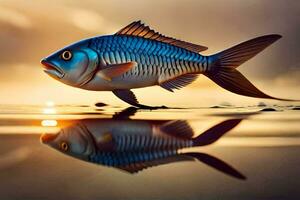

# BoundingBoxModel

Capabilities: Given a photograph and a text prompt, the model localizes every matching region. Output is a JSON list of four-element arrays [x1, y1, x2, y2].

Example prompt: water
[[0, 104, 299, 200]]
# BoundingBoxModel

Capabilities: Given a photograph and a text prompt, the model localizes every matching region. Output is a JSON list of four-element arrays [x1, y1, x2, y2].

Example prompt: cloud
[[67, 8, 118, 33], [0, 6, 32, 29], [274, 63, 300, 86]]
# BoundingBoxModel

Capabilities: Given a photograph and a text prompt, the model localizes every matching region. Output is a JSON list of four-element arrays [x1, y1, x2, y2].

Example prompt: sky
[[0, 0, 299, 106]]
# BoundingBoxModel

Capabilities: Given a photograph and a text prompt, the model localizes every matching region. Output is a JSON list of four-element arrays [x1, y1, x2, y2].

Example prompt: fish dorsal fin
[[117, 155, 195, 174], [160, 120, 194, 139], [115, 21, 208, 53], [160, 73, 200, 92]]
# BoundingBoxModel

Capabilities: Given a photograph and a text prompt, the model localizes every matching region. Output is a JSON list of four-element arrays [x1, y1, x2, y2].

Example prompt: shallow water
[[0, 104, 299, 200]]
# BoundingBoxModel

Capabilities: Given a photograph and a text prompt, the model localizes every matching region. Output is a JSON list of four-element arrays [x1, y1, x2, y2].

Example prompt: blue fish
[[41, 21, 292, 107], [41, 110, 245, 179]]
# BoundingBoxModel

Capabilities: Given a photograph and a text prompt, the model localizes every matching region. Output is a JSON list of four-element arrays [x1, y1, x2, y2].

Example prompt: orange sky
[[0, 0, 299, 106]]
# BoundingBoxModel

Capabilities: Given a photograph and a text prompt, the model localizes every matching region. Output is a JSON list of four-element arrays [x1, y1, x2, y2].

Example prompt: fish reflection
[[41, 108, 246, 179]]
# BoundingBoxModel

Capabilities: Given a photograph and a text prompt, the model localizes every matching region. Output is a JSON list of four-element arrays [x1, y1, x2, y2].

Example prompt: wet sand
[[0, 105, 299, 200]]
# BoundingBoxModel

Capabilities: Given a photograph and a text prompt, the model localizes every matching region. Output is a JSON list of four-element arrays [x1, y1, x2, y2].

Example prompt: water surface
[[0, 104, 299, 200]]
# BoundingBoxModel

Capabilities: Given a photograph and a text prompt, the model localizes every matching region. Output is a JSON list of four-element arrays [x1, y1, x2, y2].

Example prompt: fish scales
[[89, 150, 177, 167], [89, 35, 206, 79], [114, 135, 192, 151]]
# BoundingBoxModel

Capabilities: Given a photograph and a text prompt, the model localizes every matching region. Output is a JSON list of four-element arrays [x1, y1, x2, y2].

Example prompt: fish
[[40, 20, 293, 108], [41, 109, 246, 179]]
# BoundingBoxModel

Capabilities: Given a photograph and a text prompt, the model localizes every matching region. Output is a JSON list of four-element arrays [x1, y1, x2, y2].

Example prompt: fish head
[[40, 39, 99, 87], [40, 123, 96, 160]]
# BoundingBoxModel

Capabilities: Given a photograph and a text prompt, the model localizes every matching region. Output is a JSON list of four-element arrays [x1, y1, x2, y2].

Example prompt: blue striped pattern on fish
[[89, 150, 177, 167], [89, 35, 210, 83], [87, 130, 193, 167], [114, 134, 193, 151]]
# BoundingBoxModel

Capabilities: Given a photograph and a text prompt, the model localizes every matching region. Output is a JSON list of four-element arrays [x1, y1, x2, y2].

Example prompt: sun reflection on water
[[41, 101, 58, 127], [41, 120, 57, 127], [43, 101, 56, 114]]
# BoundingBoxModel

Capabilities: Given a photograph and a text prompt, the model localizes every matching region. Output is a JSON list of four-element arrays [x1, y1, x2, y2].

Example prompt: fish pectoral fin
[[98, 132, 113, 143], [96, 132, 115, 151], [97, 62, 137, 81], [160, 120, 195, 139], [115, 20, 208, 53], [117, 155, 195, 174], [159, 73, 200, 92]]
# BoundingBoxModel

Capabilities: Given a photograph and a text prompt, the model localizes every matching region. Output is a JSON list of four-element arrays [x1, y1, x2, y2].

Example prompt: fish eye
[[60, 141, 69, 151], [61, 50, 72, 61]]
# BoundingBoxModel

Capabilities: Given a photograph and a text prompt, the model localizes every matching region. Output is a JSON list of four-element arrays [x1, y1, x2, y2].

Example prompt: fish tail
[[192, 118, 242, 146], [204, 34, 296, 101]]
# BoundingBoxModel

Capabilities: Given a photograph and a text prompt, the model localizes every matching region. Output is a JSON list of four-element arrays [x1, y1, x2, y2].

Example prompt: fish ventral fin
[[160, 120, 194, 139], [115, 20, 208, 53], [117, 155, 195, 174], [113, 89, 166, 108], [160, 74, 200, 92], [184, 152, 246, 180], [97, 62, 136, 81], [112, 107, 138, 119], [113, 89, 139, 105]]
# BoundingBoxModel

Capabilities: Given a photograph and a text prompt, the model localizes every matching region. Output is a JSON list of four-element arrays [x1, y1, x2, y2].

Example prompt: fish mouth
[[41, 59, 64, 79], [40, 133, 58, 144]]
